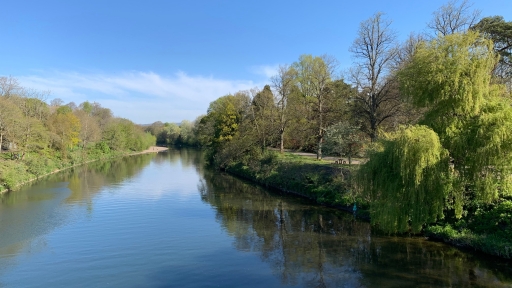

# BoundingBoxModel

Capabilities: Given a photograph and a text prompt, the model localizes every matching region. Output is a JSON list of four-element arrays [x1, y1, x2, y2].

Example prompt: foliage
[[324, 122, 366, 164], [0, 78, 155, 192], [358, 31, 512, 237], [226, 150, 356, 207], [292, 54, 338, 159], [358, 125, 451, 233], [399, 31, 512, 204], [196, 93, 251, 165], [471, 16, 512, 86], [425, 224, 512, 259]]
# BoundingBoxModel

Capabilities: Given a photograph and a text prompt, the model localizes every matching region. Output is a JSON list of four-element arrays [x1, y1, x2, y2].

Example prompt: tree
[[293, 54, 338, 159], [271, 65, 297, 153], [0, 76, 22, 97], [427, 0, 480, 36], [177, 120, 197, 146], [360, 31, 512, 234], [75, 109, 101, 149], [0, 97, 23, 153], [471, 16, 512, 86], [47, 110, 81, 151], [164, 122, 181, 144], [250, 85, 276, 151], [350, 13, 402, 142], [91, 102, 113, 131], [358, 125, 450, 233], [324, 122, 366, 165], [197, 93, 252, 165]]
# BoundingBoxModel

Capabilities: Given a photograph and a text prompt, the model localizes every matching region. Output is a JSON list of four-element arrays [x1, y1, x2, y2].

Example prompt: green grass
[[226, 150, 364, 208], [0, 146, 143, 192], [425, 224, 512, 259]]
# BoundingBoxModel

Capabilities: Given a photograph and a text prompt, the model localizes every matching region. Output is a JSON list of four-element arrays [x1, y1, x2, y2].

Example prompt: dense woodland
[[145, 1, 512, 257], [0, 77, 155, 191]]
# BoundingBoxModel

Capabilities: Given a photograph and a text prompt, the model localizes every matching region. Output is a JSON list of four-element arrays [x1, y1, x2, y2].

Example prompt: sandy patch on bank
[[138, 146, 169, 154]]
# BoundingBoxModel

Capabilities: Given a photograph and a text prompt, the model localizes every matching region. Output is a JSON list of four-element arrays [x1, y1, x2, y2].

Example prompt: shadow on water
[[198, 167, 512, 287]]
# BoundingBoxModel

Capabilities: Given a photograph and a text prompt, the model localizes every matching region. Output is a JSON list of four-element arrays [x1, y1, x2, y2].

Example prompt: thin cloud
[[250, 64, 280, 79], [16, 70, 265, 123]]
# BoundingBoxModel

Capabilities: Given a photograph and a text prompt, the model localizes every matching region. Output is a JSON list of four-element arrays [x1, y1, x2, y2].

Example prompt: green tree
[[399, 31, 512, 203], [358, 125, 451, 233], [47, 111, 81, 151], [362, 31, 512, 233], [293, 54, 338, 159], [250, 85, 276, 151], [75, 109, 101, 149], [471, 16, 512, 86], [271, 65, 297, 153], [324, 122, 366, 165], [197, 93, 251, 166]]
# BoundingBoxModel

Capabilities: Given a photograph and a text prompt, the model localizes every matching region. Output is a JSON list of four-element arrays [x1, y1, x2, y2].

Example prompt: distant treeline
[[0, 76, 155, 191], [144, 120, 200, 147]]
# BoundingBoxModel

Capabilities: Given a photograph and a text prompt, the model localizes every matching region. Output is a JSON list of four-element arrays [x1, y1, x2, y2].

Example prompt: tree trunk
[[317, 136, 322, 160], [280, 129, 284, 153], [317, 100, 323, 160]]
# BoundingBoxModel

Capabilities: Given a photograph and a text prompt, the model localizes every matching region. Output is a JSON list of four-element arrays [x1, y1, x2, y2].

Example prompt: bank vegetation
[[0, 77, 155, 192]]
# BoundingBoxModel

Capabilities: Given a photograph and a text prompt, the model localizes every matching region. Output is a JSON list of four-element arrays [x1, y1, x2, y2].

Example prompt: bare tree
[[427, 0, 481, 36], [391, 32, 425, 71], [0, 76, 22, 97], [350, 13, 402, 142]]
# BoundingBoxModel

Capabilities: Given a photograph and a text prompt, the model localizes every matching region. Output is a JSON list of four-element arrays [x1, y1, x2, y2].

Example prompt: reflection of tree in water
[[0, 153, 156, 273], [158, 148, 205, 176], [0, 154, 156, 207], [64, 154, 156, 205], [199, 170, 512, 287], [199, 170, 368, 287]]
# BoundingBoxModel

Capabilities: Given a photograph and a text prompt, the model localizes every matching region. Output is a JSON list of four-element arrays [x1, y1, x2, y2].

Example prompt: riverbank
[[224, 151, 367, 214], [222, 150, 512, 259], [0, 146, 166, 194]]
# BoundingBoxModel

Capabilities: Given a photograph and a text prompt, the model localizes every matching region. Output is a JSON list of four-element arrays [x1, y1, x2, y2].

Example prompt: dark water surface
[[1, 149, 511, 287]]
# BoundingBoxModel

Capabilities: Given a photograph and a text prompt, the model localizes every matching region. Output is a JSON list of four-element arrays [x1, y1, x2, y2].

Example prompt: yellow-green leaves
[[359, 126, 449, 233], [363, 32, 512, 233]]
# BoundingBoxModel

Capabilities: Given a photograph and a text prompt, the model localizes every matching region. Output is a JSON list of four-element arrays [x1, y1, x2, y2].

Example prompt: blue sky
[[2, 0, 511, 123]]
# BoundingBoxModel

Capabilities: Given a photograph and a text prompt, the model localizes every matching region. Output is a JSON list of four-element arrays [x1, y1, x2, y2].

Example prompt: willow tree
[[358, 126, 451, 233], [399, 31, 512, 204], [360, 31, 512, 233]]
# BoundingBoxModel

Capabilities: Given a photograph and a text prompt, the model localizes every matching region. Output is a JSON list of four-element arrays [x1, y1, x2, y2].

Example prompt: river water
[[0, 149, 511, 287]]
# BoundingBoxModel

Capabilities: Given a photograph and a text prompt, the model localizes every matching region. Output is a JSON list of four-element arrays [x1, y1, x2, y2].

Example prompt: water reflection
[[199, 169, 512, 287], [0, 153, 156, 263], [0, 149, 510, 287]]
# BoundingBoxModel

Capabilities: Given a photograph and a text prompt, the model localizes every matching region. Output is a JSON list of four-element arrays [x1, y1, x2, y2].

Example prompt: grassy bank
[[425, 200, 512, 259], [0, 145, 161, 193], [224, 150, 369, 217], [223, 150, 512, 259]]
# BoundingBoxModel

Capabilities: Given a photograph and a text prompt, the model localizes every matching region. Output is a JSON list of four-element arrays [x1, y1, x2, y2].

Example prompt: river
[[0, 149, 511, 287]]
